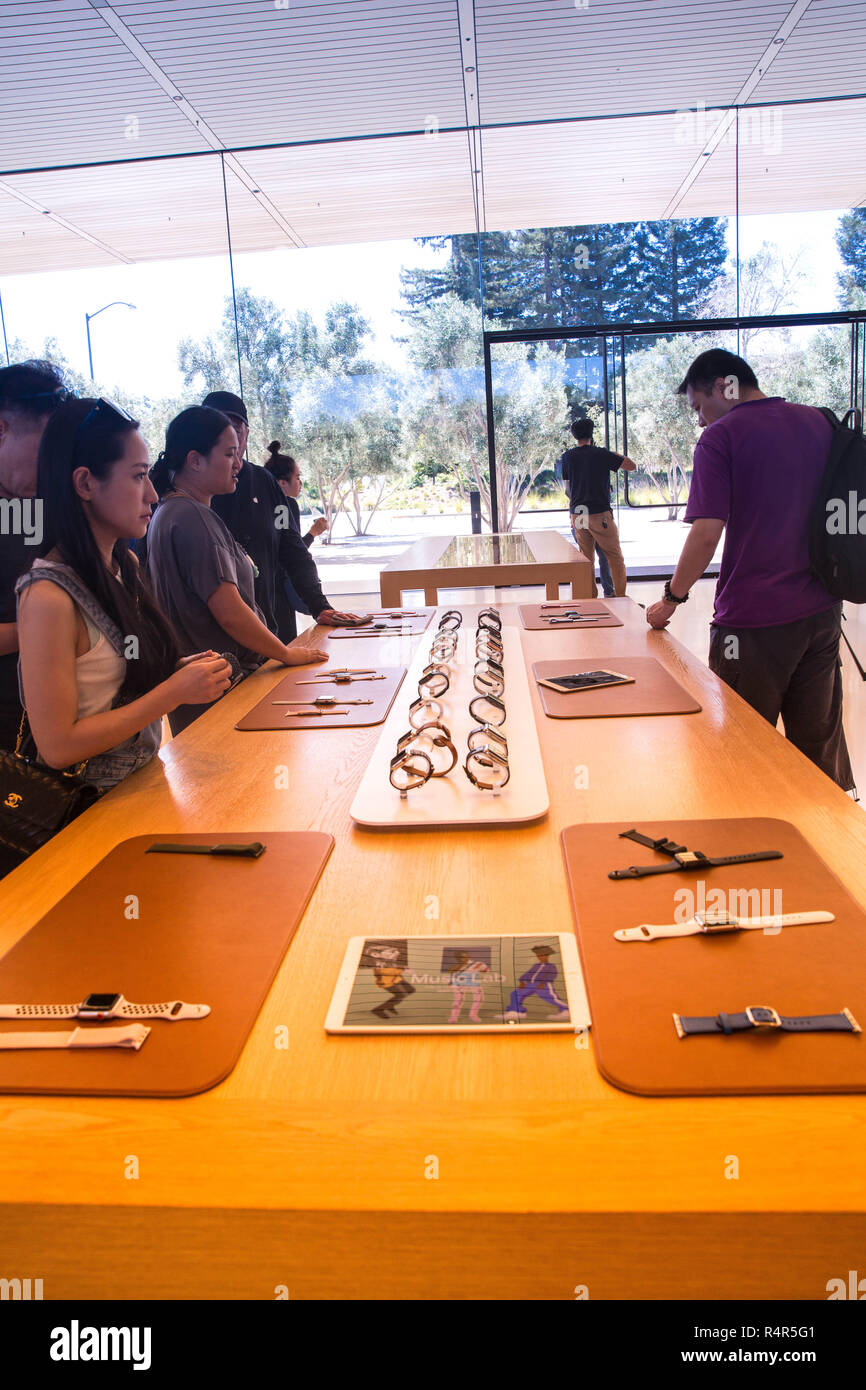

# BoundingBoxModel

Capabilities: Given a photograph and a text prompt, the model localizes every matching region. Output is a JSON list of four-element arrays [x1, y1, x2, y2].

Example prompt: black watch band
[[664, 580, 688, 604], [674, 1006, 861, 1038]]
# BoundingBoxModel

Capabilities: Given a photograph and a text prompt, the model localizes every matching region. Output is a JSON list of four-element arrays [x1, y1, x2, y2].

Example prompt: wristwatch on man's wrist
[[663, 580, 689, 605]]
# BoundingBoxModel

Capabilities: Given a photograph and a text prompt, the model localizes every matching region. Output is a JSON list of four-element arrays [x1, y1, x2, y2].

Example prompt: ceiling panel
[[474, 0, 797, 123], [744, 0, 866, 102], [0, 0, 212, 169], [109, 0, 468, 147], [0, 0, 862, 276]]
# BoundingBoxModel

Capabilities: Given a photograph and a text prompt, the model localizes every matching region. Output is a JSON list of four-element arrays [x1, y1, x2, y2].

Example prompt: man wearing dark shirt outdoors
[[557, 420, 635, 597], [203, 392, 364, 640], [0, 361, 67, 752], [646, 348, 853, 791]]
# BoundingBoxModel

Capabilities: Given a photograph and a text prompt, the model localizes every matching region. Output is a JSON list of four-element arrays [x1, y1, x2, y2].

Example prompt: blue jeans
[[596, 545, 614, 597]]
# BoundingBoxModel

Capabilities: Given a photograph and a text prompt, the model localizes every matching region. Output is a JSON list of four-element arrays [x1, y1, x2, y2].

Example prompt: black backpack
[[808, 406, 866, 602]]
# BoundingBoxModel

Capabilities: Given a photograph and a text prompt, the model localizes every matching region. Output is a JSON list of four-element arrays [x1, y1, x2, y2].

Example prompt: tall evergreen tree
[[399, 218, 727, 336], [836, 209, 866, 303]]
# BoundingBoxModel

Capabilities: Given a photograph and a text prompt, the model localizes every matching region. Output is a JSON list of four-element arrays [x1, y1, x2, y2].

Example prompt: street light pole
[[85, 301, 136, 381]]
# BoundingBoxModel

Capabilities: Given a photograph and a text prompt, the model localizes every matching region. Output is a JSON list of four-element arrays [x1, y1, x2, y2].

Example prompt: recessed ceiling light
[[773, 36, 784, 44], [465, 65, 475, 72]]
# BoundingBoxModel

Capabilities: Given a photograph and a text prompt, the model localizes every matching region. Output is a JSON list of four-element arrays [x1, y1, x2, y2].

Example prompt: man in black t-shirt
[[557, 419, 635, 597], [203, 392, 364, 641], [0, 361, 67, 751]]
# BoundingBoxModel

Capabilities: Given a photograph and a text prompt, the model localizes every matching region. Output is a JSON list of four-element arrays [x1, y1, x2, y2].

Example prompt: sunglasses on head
[[77, 397, 136, 433]]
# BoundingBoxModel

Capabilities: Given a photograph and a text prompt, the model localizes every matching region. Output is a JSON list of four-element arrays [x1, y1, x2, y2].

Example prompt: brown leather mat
[[329, 607, 435, 637], [0, 832, 333, 1097], [520, 601, 623, 630], [533, 658, 701, 718], [236, 666, 406, 730], [562, 819, 866, 1096]]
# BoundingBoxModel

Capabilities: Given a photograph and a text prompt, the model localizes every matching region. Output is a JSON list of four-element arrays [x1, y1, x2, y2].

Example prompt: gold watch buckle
[[745, 1005, 782, 1029]]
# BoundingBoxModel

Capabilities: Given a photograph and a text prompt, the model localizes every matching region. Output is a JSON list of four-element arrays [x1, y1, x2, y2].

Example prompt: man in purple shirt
[[646, 349, 853, 791]]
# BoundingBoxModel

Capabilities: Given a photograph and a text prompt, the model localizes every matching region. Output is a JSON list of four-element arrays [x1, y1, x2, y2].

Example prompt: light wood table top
[[2, 598, 865, 1297], [379, 530, 592, 604]]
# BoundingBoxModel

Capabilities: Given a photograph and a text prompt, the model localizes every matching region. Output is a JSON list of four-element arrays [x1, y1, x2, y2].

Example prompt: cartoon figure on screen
[[368, 945, 416, 1019], [499, 945, 570, 1023], [447, 949, 490, 1024]]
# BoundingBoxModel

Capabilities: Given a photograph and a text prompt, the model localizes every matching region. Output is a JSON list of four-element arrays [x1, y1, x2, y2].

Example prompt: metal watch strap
[[673, 1006, 861, 1038], [0, 1025, 150, 1050]]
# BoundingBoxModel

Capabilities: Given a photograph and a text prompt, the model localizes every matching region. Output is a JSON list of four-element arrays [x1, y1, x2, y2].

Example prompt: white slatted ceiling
[[0, 0, 210, 168], [109, 0, 468, 146], [748, 0, 866, 101], [0, 0, 863, 275], [474, 0, 798, 122]]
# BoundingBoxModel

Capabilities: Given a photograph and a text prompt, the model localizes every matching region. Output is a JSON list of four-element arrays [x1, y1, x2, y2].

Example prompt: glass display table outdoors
[[379, 531, 593, 606]]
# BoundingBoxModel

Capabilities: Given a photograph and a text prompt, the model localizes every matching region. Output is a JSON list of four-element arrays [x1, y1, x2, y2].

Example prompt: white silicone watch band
[[615, 910, 834, 942], [0, 999, 210, 1021], [0, 1025, 150, 1050], [118, 1001, 210, 1020]]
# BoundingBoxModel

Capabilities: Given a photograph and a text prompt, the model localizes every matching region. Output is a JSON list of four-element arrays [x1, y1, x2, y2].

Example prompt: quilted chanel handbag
[[0, 713, 99, 863]]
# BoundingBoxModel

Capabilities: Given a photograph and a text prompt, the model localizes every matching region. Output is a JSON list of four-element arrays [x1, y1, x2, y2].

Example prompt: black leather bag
[[0, 715, 99, 862]]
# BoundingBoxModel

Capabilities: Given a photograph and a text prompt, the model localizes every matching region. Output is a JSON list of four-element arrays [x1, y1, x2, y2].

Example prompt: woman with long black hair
[[145, 407, 328, 733], [15, 398, 233, 790]]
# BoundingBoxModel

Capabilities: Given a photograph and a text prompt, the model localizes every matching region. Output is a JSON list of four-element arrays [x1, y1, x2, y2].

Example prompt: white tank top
[[31, 557, 126, 718]]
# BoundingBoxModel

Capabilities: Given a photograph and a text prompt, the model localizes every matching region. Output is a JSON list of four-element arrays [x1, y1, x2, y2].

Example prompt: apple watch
[[467, 724, 508, 757], [408, 695, 444, 729], [417, 666, 450, 699], [400, 723, 457, 776], [615, 909, 834, 942], [0, 992, 210, 1022], [437, 611, 462, 631], [464, 747, 511, 791], [673, 1005, 861, 1037], [473, 661, 505, 697], [469, 693, 506, 727], [389, 748, 433, 791]]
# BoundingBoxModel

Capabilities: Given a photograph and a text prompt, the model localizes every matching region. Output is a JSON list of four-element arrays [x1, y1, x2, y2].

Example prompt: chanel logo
[[4, 793, 22, 809]]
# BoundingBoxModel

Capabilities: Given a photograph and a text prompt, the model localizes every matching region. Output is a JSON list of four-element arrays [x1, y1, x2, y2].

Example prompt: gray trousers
[[708, 603, 854, 792]]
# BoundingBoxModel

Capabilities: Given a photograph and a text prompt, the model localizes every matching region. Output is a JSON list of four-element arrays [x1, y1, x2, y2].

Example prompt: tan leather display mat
[[533, 657, 701, 718], [520, 600, 623, 630], [0, 832, 333, 1097], [562, 819, 866, 1096], [236, 665, 406, 730]]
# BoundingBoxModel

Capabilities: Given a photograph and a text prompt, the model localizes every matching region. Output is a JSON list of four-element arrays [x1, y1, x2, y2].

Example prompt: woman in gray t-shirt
[[146, 407, 327, 732]]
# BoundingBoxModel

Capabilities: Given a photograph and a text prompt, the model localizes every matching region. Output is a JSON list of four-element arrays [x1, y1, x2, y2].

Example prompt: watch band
[[673, 1006, 861, 1038], [615, 909, 835, 942], [468, 693, 506, 727], [464, 747, 511, 790], [0, 1024, 150, 1050], [0, 998, 210, 1021], [389, 748, 433, 791], [399, 725, 457, 777]]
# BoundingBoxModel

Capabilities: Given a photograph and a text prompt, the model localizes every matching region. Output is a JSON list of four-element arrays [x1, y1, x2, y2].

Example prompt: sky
[[0, 208, 849, 399]]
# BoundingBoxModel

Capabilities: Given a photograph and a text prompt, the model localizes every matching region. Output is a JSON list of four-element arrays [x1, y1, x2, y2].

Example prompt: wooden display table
[[379, 531, 592, 606], [1, 597, 865, 1300]]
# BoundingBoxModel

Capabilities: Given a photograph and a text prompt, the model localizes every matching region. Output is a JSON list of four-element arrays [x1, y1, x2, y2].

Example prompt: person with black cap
[[0, 360, 69, 751], [203, 391, 365, 641]]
